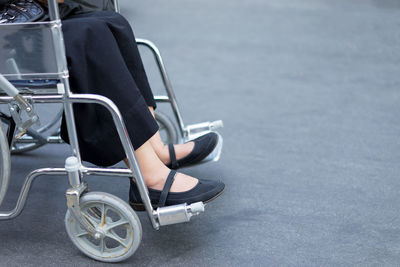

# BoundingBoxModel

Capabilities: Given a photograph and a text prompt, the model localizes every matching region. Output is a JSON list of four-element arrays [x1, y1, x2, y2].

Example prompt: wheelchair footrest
[[203, 132, 223, 163], [183, 120, 224, 164], [184, 120, 223, 141], [155, 202, 205, 226], [184, 131, 224, 165]]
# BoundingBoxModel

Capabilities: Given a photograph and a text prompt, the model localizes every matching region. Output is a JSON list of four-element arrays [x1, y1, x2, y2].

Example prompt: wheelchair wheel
[[65, 192, 142, 263], [0, 122, 11, 207], [11, 106, 63, 154], [155, 111, 179, 144]]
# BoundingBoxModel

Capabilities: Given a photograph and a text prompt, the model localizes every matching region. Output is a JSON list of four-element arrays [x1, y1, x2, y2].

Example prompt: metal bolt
[[94, 232, 102, 240]]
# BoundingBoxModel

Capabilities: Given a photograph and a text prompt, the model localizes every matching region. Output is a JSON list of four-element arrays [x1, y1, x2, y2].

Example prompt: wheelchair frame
[[0, 0, 223, 262]]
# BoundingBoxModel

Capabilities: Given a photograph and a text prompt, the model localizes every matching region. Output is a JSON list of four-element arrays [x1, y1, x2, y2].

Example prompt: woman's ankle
[[141, 166, 170, 190], [139, 166, 198, 192], [157, 143, 195, 165]]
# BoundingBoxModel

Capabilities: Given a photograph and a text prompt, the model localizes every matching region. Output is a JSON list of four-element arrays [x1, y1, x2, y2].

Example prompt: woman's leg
[[111, 17, 197, 164], [126, 138, 198, 192], [147, 107, 194, 165], [61, 12, 161, 167], [62, 12, 216, 169], [85, 13, 210, 166], [61, 12, 224, 206]]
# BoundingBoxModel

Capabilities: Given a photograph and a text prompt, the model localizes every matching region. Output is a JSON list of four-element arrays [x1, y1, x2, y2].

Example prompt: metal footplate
[[184, 120, 223, 141], [155, 202, 205, 226]]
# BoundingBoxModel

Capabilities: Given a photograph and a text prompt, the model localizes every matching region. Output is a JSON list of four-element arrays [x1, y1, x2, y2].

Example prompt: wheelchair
[[0, 0, 223, 262]]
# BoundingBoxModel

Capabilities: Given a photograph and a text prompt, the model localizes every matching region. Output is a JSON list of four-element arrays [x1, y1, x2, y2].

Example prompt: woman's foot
[[147, 107, 218, 169], [128, 138, 224, 210], [158, 142, 195, 166], [166, 132, 218, 169], [129, 170, 225, 210], [156, 133, 218, 169], [142, 163, 198, 192]]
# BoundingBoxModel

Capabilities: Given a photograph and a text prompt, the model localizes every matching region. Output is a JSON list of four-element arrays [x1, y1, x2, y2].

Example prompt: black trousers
[[61, 11, 159, 167]]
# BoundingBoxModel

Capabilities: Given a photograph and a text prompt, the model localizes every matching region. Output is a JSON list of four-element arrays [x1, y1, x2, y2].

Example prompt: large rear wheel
[[0, 122, 11, 206], [155, 111, 179, 144]]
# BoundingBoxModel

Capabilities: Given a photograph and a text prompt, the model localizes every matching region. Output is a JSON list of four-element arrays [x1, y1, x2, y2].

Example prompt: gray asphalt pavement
[[1, 0, 400, 266]]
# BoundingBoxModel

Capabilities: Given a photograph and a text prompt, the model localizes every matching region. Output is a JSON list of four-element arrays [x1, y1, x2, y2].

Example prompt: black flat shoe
[[129, 170, 225, 211], [167, 132, 218, 170]]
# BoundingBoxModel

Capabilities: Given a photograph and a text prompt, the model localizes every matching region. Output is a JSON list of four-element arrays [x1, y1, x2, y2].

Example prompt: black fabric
[[168, 143, 178, 169], [59, 0, 114, 19], [158, 170, 176, 207], [129, 177, 225, 208], [0, 0, 8, 9], [60, 11, 158, 167], [167, 132, 219, 170]]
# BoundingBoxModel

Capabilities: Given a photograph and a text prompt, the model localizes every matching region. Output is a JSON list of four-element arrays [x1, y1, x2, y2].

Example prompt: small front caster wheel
[[65, 192, 142, 263]]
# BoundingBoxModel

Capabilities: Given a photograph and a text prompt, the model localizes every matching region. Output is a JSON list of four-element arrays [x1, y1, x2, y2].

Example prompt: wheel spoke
[[100, 203, 106, 226], [88, 207, 102, 219], [105, 218, 129, 231], [105, 230, 128, 248], [83, 212, 99, 227], [101, 203, 106, 226], [75, 229, 89, 237], [99, 237, 106, 253]]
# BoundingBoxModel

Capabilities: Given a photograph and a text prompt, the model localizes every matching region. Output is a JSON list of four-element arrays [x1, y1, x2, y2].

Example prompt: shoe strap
[[158, 170, 177, 207], [168, 143, 179, 169]]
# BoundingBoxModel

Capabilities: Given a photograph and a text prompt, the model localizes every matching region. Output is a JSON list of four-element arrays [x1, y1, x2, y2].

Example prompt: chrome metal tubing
[[0, 95, 64, 104], [153, 95, 170, 103], [62, 79, 83, 166], [47, 0, 61, 22], [15, 135, 63, 144], [68, 93, 159, 229], [82, 167, 133, 177], [112, 0, 120, 13], [136, 39, 186, 138], [0, 168, 67, 220]]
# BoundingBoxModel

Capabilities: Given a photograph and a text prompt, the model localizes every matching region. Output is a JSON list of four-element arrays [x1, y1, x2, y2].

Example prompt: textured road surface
[[1, 0, 400, 266]]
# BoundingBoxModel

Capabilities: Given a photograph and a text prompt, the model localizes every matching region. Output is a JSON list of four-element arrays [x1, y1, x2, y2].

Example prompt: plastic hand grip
[[0, 73, 19, 97]]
